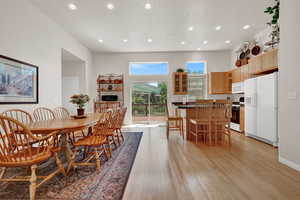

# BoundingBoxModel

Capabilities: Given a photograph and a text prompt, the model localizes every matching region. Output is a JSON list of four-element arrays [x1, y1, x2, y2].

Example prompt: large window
[[186, 61, 206, 75], [129, 62, 168, 75], [186, 61, 207, 99]]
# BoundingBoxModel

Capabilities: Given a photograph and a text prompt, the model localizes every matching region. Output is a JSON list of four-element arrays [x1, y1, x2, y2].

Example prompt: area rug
[[0, 132, 143, 200]]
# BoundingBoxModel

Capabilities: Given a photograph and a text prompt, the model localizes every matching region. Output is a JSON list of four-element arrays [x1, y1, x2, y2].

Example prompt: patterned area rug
[[0, 132, 143, 200]]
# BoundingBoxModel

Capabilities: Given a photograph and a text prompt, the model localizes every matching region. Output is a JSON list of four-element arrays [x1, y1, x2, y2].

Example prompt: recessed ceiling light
[[98, 39, 103, 43], [181, 41, 185, 45], [215, 26, 222, 31], [145, 3, 152, 10], [107, 3, 115, 10], [197, 48, 201, 51], [243, 25, 251, 30], [123, 39, 128, 43], [68, 3, 77, 10], [147, 38, 153, 43], [188, 26, 194, 31], [203, 40, 208, 45], [225, 40, 231, 44]]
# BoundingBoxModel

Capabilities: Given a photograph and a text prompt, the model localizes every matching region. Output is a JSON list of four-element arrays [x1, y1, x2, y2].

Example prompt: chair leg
[[95, 150, 101, 172], [166, 121, 170, 139], [0, 167, 6, 179], [30, 165, 37, 200], [54, 153, 66, 176], [119, 129, 124, 141], [67, 149, 77, 174]]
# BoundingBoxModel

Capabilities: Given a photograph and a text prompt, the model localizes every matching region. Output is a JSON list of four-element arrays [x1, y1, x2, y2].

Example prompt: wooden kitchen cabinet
[[232, 68, 241, 83], [240, 106, 245, 133], [241, 64, 250, 81], [262, 48, 278, 71], [173, 72, 188, 95], [208, 72, 231, 94], [249, 55, 263, 75]]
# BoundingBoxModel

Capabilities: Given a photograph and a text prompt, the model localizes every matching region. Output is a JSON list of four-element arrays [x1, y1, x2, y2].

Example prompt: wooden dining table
[[26, 113, 103, 163]]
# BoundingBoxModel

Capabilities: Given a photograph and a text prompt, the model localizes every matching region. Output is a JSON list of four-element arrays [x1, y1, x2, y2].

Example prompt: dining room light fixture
[[181, 41, 185, 45], [145, 3, 152, 10], [243, 25, 251, 30], [188, 26, 194, 31], [68, 3, 77, 10], [147, 38, 153, 43], [98, 39, 104, 43], [203, 40, 208, 44], [123, 39, 128, 43], [225, 40, 231, 44], [215, 26, 222, 31], [107, 3, 115, 10]]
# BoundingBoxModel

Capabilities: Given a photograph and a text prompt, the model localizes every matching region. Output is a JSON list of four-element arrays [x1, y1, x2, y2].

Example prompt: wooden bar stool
[[166, 102, 184, 139]]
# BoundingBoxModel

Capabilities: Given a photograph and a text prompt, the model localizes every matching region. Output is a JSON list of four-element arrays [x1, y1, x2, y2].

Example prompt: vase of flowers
[[70, 94, 90, 116]]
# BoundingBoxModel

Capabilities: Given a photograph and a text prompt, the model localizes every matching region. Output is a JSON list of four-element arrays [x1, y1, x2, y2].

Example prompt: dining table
[[27, 112, 103, 163]]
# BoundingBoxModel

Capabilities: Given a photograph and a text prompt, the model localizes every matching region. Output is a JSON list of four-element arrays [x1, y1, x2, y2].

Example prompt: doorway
[[131, 81, 167, 122], [61, 49, 86, 114]]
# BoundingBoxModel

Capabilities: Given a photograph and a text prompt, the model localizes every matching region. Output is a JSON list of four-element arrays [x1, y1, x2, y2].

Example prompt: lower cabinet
[[240, 106, 245, 133]]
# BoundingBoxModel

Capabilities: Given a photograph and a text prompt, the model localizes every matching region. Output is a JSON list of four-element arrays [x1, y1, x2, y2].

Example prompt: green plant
[[70, 94, 90, 109], [264, 0, 280, 25], [176, 68, 185, 73]]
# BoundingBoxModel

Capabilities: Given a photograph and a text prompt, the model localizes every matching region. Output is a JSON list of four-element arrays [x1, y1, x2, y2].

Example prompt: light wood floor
[[122, 126, 300, 200]]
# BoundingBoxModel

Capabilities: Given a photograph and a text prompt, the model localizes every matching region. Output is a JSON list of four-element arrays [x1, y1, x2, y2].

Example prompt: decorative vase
[[77, 108, 85, 116]]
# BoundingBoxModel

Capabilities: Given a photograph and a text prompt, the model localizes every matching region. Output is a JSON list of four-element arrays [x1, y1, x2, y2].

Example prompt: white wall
[[0, 0, 92, 114], [278, 1, 300, 170], [92, 51, 231, 123]]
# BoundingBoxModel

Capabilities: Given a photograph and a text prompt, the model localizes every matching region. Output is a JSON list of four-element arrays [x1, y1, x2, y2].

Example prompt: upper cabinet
[[232, 68, 241, 83], [173, 72, 188, 95], [208, 72, 232, 94]]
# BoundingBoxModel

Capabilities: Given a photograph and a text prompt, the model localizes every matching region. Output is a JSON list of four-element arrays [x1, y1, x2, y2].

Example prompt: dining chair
[[211, 102, 232, 145], [2, 109, 33, 124], [54, 107, 70, 120], [115, 107, 127, 143], [189, 100, 214, 144], [0, 115, 66, 200], [67, 113, 111, 173], [33, 107, 56, 121], [166, 101, 184, 139]]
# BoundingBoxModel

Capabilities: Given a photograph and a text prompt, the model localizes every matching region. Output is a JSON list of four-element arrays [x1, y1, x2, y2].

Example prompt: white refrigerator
[[244, 72, 278, 146]]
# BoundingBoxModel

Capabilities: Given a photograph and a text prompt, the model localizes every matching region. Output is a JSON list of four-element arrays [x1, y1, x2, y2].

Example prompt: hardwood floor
[[122, 125, 300, 200]]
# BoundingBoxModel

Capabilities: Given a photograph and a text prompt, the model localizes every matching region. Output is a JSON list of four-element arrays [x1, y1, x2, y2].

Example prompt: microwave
[[232, 82, 244, 94], [101, 95, 118, 101]]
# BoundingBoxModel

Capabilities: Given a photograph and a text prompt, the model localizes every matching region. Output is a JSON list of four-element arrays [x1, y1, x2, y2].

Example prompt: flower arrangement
[[70, 94, 90, 115]]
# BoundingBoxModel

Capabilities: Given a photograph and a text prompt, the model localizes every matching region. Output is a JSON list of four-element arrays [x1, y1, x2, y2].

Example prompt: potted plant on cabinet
[[70, 94, 90, 116]]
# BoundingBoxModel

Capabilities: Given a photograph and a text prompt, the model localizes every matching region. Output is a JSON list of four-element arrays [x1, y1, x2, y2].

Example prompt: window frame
[[129, 61, 169, 76], [185, 60, 207, 75]]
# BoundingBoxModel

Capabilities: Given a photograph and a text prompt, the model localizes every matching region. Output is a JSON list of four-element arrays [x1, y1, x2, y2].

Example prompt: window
[[129, 62, 168, 75], [186, 61, 206, 75], [186, 61, 207, 99]]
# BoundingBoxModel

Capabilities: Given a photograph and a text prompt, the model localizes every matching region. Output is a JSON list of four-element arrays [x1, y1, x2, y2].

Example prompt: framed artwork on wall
[[0, 55, 38, 104]]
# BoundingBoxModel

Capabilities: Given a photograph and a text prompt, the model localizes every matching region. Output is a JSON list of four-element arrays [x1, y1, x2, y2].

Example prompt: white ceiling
[[30, 0, 271, 53]]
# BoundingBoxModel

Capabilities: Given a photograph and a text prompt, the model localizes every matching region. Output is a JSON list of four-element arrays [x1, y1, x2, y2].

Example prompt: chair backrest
[[0, 115, 51, 166], [2, 109, 33, 124], [93, 110, 112, 136], [212, 103, 227, 121], [165, 101, 181, 118], [54, 107, 70, 120], [194, 103, 214, 121], [116, 107, 127, 128], [94, 102, 121, 113], [33, 107, 56, 121]]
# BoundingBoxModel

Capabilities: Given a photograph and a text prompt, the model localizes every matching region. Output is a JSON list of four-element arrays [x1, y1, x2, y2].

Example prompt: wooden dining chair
[[2, 109, 33, 124], [166, 102, 184, 139], [189, 100, 214, 144], [67, 113, 111, 173], [54, 107, 70, 120], [33, 107, 56, 121], [0, 115, 66, 200], [211, 102, 232, 145], [115, 107, 127, 143]]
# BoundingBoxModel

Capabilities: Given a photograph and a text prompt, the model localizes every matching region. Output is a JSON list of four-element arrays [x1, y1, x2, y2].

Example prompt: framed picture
[[0, 55, 38, 104]]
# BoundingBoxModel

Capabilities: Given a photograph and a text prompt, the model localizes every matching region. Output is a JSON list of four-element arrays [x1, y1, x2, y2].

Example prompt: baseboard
[[279, 156, 300, 171]]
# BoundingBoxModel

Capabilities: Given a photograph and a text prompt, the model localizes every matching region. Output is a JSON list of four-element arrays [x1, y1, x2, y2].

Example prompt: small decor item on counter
[[264, 0, 280, 48], [70, 94, 90, 116], [176, 68, 185, 73], [108, 85, 113, 91]]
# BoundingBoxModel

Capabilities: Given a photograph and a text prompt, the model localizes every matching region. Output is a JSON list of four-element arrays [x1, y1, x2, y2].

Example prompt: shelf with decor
[[96, 74, 124, 106]]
